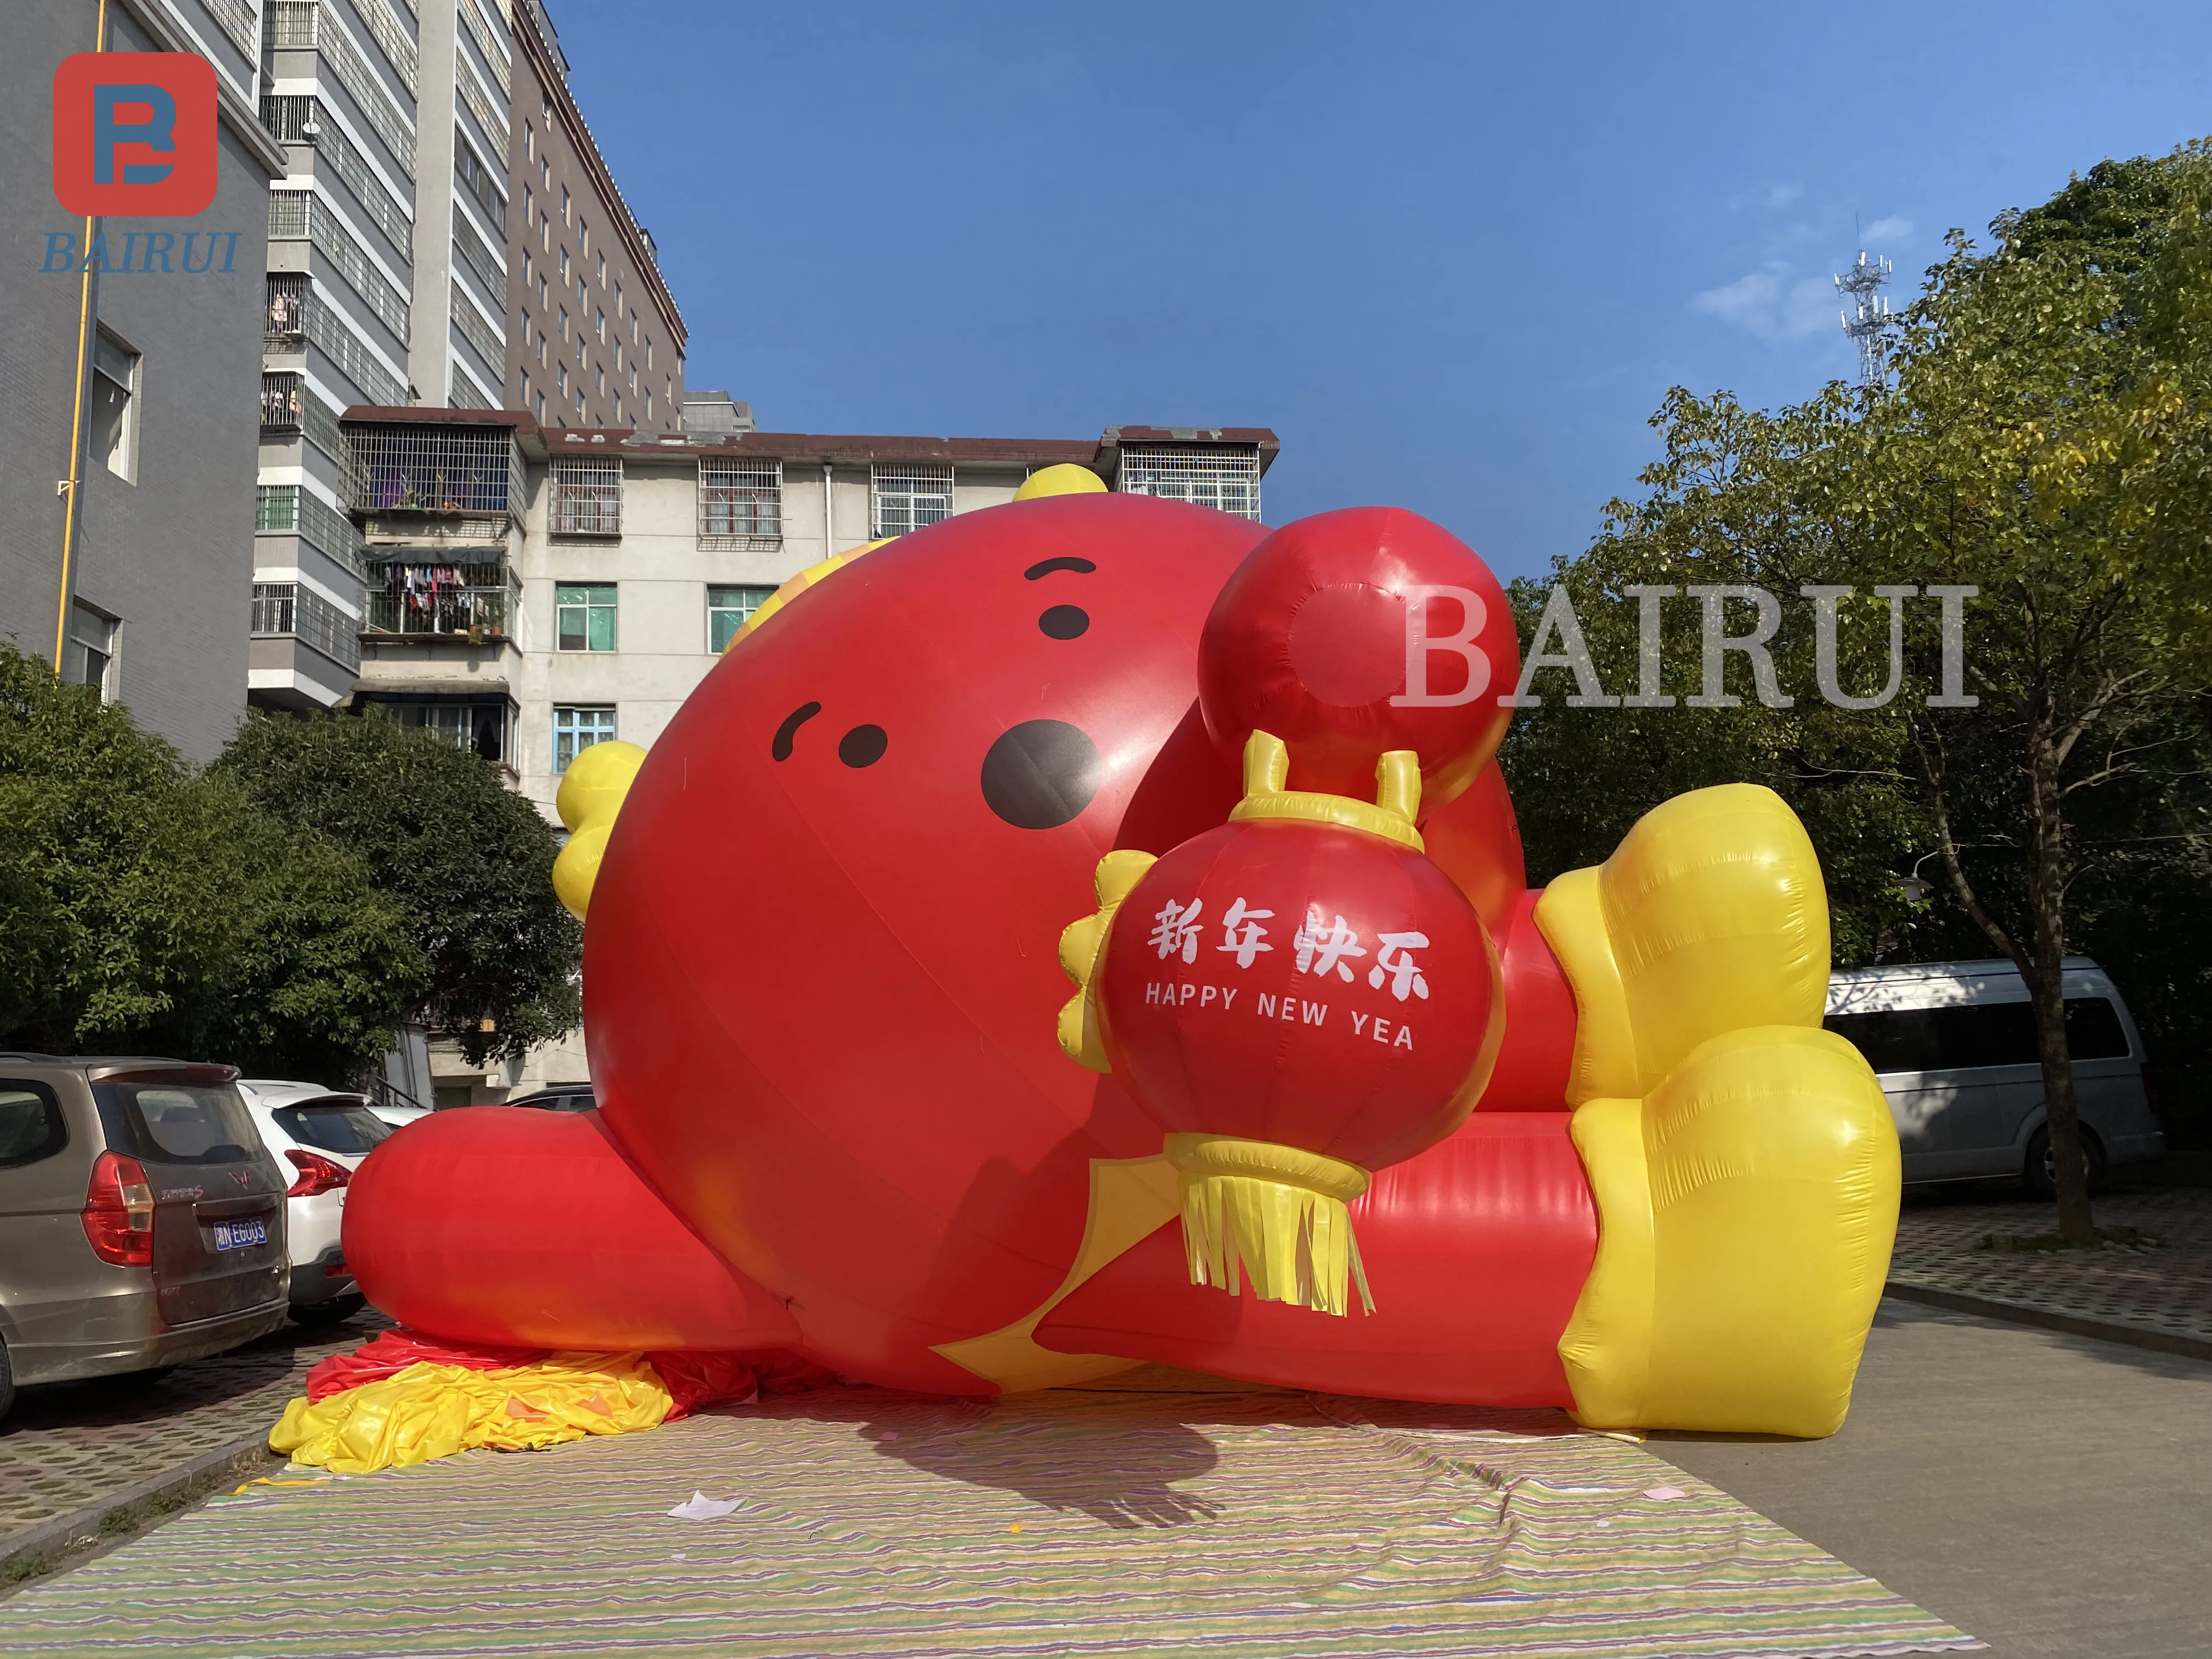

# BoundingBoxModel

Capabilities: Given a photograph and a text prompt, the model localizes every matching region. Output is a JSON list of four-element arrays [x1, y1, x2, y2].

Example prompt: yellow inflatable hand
[[552, 740, 646, 921], [1536, 785, 1900, 1438]]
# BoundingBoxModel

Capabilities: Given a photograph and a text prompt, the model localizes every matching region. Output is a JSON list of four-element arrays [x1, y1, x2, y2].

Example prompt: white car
[[364, 1101, 433, 1132], [234, 1081, 394, 1326]]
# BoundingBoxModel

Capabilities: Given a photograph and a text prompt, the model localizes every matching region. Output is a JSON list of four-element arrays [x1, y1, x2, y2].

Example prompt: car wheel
[[0, 1337, 14, 1427], [290, 1293, 367, 1327], [2024, 1124, 2107, 1200]]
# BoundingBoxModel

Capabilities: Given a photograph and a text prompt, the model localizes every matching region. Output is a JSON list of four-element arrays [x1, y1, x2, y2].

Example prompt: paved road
[[0, 1313, 386, 1544], [1653, 1296, 2212, 1659]]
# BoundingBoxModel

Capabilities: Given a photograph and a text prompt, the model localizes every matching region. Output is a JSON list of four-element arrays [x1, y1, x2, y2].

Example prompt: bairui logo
[[52, 53, 218, 218]]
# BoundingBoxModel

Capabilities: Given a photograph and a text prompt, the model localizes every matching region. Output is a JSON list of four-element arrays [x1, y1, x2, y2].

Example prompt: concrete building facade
[[2, 0, 287, 760], [505, 0, 686, 433], [335, 405, 1278, 1099]]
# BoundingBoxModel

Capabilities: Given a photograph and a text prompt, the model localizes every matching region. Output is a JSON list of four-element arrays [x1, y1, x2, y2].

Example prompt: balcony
[[348, 422, 524, 519], [261, 371, 303, 431], [366, 562, 518, 642], [266, 273, 309, 350], [252, 581, 362, 672]]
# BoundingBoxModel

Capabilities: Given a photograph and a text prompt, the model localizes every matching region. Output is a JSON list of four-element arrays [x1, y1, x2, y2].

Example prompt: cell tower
[[1835, 250, 1895, 386]]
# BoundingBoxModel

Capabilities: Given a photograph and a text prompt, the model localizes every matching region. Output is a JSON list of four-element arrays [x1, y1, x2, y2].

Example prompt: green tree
[[0, 646, 425, 1080], [1502, 148, 2212, 1242], [215, 710, 581, 1066]]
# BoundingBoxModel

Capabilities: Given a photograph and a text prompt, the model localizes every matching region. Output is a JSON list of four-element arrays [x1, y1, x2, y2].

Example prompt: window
[[559, 308, 569, 339], [613, 393, 622, 422], [537, 332, 548, 366], [595, 365, 605, 394], [556, 584, 617, 650], [559, 247, 569, 283], [579, 218, 589, 255], [538, 274, 548, 308], [708, 584, 777, 652], [0, 1084, 66, 1169], [535, 391, 546, 423], [561, 184, 571, 223], [540, 157, 549, 189], [518, 369, 530, 405], [556, 362, 568, 394], [274, 1103, 392, 1154], [523, 184, 532, 225], [1118, 444, 1262, 520], [577, 278, 587, 310], [61, 600, 117, 697], [872, 464, 953, 537], [90, 329, 139, 482], [698, 456, 782, 544], [595, 309, 605, 342], [1823, 997, 2135, 1075], [95, 1080, 257, 1166], [615, 281, 623, 314], [361, 696, 512, 763], [597, 253, 606, 286], [630, 309, 639, 343], [549, 456, 623, 535], [554, 704, 617, 771], [524, 120, 534, 159]]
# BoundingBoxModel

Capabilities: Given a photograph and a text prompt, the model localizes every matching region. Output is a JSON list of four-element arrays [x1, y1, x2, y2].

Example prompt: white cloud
[[1767, 184, 1803, 209], [1690, 262, 1839, 345], [1861, 215, 1912, 244], [1727, 182, 1804, 212]]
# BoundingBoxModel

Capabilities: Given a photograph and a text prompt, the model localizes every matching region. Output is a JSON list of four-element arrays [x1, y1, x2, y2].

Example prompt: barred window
[[708, 584, 777, 653], [548, 455, 622, 536], [871, 463, 952, 538], [554, 705, 617, 772], [1117, 445, 1262, 521], [698, 457, 781, 546]]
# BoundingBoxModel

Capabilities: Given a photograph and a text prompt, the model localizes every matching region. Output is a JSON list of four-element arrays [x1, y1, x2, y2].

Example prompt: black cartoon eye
[[1024, 556, 1096, 580], [981, 720, 1100, 829], [771, 702, 821, 761], [1038, 605, 1090, 640], [838, 724, 888, 768]]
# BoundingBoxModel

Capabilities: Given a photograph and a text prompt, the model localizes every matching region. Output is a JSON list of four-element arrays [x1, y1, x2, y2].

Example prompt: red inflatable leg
[[346, 1107, 801, 1352], [1476, 889, 1578, 1112], [1035, 1111, 1595, 1405]]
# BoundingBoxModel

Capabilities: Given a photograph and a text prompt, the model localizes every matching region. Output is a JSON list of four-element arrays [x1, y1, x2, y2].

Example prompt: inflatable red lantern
[[1063, 732, 1502, 1317]]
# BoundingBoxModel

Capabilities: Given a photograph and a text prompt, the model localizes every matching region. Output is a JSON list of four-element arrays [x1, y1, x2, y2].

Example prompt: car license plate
[[212, 1217, 268, 1251]]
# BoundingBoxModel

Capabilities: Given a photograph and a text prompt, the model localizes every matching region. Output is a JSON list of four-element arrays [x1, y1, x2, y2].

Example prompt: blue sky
[[556, 1, 2212, 581]]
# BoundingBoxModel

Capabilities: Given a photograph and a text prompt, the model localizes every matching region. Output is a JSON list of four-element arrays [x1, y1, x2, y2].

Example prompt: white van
[[1824, 957, 2164, 1193]]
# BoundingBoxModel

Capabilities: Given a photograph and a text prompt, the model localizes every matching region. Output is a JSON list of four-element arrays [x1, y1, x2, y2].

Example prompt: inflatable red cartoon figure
[[346, 467, 1900, 1440]]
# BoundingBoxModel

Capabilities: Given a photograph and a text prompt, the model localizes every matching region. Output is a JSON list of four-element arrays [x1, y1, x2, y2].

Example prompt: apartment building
[[334, 406, 1278, 1098], [252, 0, 684, 715], [505, 0, 686, 432], [1, 0, 287, 759]]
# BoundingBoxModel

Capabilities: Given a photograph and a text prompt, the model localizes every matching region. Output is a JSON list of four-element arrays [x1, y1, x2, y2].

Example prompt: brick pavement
[[1888, 1185, 2212, 1345], [0, 1313, 386, 1542]]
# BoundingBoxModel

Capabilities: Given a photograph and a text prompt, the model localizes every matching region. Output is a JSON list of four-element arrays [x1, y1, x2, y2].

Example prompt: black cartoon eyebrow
[[771, 701, 822, 760], [1024, 556, 1096, 580]]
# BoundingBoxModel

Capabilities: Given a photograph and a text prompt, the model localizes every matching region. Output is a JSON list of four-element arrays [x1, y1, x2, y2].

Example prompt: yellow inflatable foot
[[1558, 1028, 1899, 1437]]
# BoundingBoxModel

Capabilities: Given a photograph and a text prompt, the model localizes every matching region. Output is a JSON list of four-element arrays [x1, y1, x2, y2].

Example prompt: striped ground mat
[[0, 1381, 1979, 1658]]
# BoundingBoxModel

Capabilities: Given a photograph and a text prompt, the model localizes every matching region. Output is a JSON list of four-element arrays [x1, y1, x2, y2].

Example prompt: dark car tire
[[291, 1293, 367, 1327], [0, 1337, 15, 1427], [2024, 1124, 2107, 1201]]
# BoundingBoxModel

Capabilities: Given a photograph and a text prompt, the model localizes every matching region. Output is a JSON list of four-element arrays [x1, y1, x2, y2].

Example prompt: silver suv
[[0, 1057, 290, 1423]]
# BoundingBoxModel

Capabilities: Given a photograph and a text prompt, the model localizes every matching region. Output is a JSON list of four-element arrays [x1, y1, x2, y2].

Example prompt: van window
[[1826, 995, 2133, 1073], [0, 1083, 66, 1167], [273, 1103, 391, 1156], [96, 1081, 258, 1166]]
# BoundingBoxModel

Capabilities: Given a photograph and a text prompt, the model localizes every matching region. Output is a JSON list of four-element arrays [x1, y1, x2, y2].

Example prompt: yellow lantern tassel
[[1165, 1135, 1375, 1316]]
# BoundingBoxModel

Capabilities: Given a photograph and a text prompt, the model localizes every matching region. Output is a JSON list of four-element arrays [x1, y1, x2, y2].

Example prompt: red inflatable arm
[[345, 1108, 800, 1352]]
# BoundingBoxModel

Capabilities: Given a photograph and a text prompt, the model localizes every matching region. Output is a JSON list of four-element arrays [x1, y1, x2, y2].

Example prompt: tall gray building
[[1, 0, 287, 760]]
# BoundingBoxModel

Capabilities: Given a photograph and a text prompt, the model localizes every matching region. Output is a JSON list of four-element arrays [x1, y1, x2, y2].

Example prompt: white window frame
[[698, 456, 782, 548], [871, 462, 953, 538], [1116, 444, 1262, 521], [91, 328, 140, 484]]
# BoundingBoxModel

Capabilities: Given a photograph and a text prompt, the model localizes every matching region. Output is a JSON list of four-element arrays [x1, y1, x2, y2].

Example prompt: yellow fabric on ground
[[270, 1353, 675, 1475]]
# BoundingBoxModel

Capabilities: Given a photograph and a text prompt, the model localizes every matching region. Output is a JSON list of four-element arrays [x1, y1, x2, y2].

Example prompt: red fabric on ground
[[305, 1328, 551, 1401]]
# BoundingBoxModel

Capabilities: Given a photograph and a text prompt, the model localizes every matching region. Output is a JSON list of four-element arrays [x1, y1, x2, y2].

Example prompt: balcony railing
[[252, 581, 362, 672], [266, 273, 309, 348], [367, 562, 517, 640], [262, 371, 304, 430]]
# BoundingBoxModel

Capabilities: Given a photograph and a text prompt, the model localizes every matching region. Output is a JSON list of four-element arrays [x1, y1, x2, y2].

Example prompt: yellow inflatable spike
[[551, 740, 645, 921], [1014, 463, 1107, 501], [1054, 848, 1156, 1072]]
